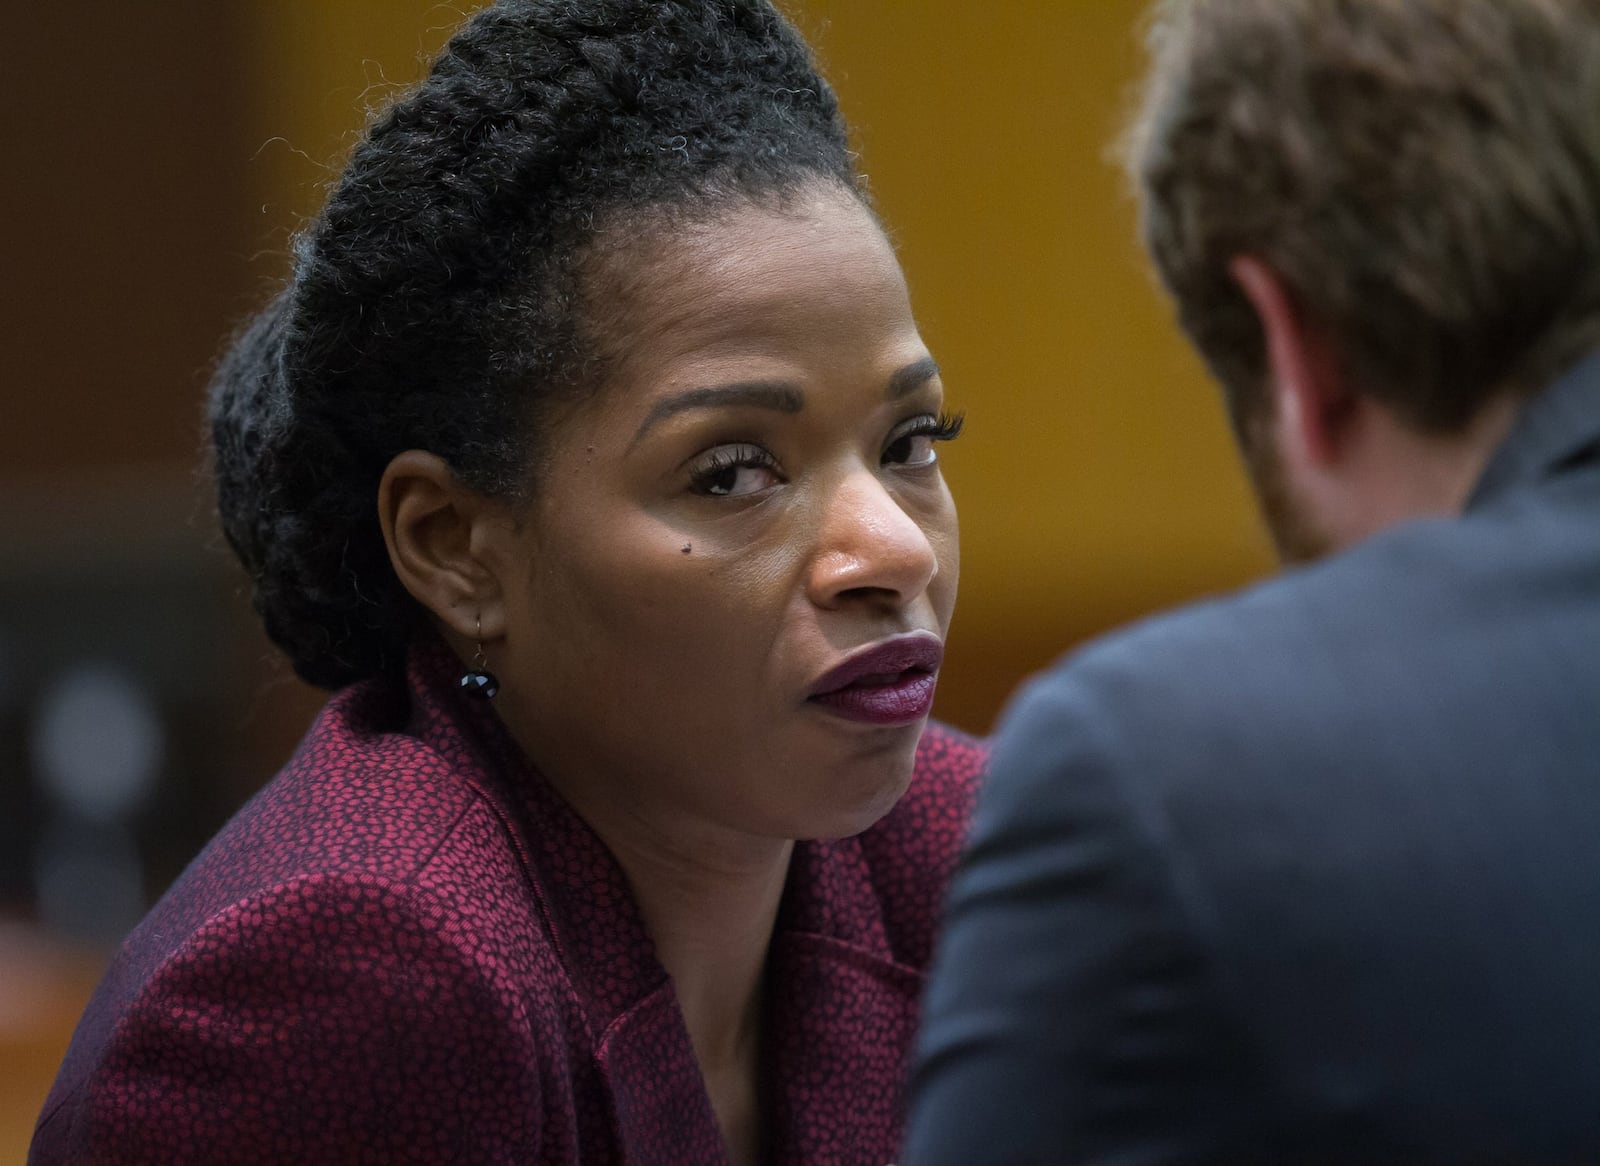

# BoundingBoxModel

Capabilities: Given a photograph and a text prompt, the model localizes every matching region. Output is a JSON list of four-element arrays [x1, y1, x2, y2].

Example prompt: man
[[904, 1, 1600, 1162]]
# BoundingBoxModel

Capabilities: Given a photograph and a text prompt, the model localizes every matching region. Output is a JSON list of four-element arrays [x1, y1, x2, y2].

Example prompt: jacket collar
[[401, 636, 924, 1163], [403, 635, 669, 1036], [1468, 349, 1600, 509]]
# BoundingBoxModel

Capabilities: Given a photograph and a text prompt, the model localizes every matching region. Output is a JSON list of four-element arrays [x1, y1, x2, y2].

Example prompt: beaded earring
[[459, 615, 500, 699]]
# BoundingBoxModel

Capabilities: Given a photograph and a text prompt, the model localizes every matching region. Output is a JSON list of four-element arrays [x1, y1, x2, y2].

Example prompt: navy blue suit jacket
[[906, 354, 1600, 1164]]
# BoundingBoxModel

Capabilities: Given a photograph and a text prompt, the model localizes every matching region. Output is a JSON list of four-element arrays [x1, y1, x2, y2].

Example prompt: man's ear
[[377, 450, 510, 642], [1229, 255, 1355, 468]]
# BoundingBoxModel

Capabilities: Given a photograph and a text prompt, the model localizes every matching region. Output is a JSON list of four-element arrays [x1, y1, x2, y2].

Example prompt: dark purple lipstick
[[806, 633, 944, 726]]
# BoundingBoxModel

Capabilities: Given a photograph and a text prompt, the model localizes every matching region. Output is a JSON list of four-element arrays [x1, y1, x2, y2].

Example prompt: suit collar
[[404, 634, 669, 1037], [401, 635, 925, 1158], [406, 639, 722, 1163], [764, 840, 927, 1163], [1468, 349, 1600, 508]]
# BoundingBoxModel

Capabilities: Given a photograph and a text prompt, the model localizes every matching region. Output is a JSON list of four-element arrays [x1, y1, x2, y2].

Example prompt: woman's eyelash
[[695, 445, 777, 473], [688, 413, 964, 492], [898, 411, 967, 443], [687, 443, 780, 495]]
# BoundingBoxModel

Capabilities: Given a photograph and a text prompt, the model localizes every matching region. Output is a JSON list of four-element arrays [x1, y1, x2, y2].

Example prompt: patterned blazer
[[33, 639, 986, 1165]]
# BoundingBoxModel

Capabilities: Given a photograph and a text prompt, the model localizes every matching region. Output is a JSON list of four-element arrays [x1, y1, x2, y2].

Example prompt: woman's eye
[[883, 411, 965, 468], [688, 446, 782, 497], [883, 432, 937, 467], [698, 464, 780, 497]]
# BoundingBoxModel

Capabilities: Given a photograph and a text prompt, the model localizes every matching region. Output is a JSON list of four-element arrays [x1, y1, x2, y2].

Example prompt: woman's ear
[[377, 450, 512, 641]]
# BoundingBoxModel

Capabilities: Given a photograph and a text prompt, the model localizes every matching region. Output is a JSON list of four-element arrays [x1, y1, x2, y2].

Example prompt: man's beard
[[1235, 407, 1336, 566]]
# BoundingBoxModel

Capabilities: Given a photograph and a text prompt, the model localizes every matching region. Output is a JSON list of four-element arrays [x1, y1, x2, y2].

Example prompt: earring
[[459, 616, 500, 699]]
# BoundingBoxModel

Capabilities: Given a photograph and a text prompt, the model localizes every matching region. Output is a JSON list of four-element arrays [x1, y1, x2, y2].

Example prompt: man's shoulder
[[998, 495, 1600, 837], [1026, 499, 1583, 727], [1001, 542, 1393, 762]]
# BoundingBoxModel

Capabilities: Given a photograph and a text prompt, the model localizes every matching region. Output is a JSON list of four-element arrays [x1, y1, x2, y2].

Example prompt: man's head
[[1125, 0, 1600, 560]]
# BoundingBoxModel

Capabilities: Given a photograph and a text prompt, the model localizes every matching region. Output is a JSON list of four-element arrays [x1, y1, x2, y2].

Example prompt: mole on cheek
[[681, 543, 693, 555]]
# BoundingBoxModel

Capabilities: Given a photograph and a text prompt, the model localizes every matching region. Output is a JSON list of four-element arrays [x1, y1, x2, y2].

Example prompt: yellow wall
[[247, 0, 1275, 731]]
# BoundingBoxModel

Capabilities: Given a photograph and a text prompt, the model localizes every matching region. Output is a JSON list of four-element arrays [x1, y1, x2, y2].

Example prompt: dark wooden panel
[[2, 0, 256, 472]]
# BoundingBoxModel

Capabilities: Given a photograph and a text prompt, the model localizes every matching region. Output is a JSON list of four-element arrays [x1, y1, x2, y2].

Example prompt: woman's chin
[[790, 753, 918, 841]]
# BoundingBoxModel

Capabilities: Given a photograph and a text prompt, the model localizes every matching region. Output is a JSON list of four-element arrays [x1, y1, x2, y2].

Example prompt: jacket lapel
[[598, 985, 729, 1166], [764, 837, 927, 1166], [405, 640, 728, 1162], [405, 640, 928, 1164]]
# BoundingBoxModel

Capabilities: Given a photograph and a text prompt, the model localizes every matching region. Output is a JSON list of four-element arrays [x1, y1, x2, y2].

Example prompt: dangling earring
[[459, 615, 500, 699]]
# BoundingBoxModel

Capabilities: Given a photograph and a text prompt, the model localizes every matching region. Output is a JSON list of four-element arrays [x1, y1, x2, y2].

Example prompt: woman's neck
[[498, 703, 795, 1163]]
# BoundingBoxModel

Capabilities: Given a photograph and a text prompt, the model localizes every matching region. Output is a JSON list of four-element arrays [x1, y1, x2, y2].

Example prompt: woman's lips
[[806, 633, 944, 726]]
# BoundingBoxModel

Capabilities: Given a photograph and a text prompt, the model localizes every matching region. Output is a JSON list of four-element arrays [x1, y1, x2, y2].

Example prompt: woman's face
[[489, 185, 959, 848]]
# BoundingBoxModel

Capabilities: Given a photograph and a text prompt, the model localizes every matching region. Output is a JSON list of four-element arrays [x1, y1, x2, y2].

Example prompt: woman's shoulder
[[893, 719, 987, 839], [98, 676, 545, 1033], [913, 719, 988, 796], [190, 681, 498, 897], [32, 685, 575, 1162], [882, 718, 988, 847], [33, 862, 556, 1163]]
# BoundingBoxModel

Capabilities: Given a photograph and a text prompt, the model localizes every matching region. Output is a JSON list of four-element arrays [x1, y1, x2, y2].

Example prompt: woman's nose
[[806, 468, 939, 610]]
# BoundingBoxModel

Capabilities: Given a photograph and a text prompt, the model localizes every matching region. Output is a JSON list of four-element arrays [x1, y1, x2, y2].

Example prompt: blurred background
[[0, 0, 1272, 1154]]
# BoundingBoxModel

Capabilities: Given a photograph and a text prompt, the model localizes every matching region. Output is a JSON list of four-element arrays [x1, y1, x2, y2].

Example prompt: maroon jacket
[[31, 640, 986, 1165]]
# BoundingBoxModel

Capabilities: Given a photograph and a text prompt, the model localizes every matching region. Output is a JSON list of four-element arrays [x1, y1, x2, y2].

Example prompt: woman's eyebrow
[[630, 357, 939, 445], [632, 380, 804, 444], [888, 356, 941, 399]]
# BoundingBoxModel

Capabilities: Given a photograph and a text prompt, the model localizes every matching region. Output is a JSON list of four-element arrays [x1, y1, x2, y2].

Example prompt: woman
[[32, 2, 984, 1163]]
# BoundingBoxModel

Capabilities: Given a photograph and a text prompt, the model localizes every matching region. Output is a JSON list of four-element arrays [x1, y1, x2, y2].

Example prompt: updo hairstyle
[[209, 0, 855, 689]]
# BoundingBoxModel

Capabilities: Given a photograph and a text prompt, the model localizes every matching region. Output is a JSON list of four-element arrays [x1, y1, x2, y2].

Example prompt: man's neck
[[1324, 392, 1523, 552]]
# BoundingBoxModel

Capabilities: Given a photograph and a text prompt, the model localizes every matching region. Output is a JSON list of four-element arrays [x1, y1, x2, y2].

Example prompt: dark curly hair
[[210, 0, 856, 690]]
